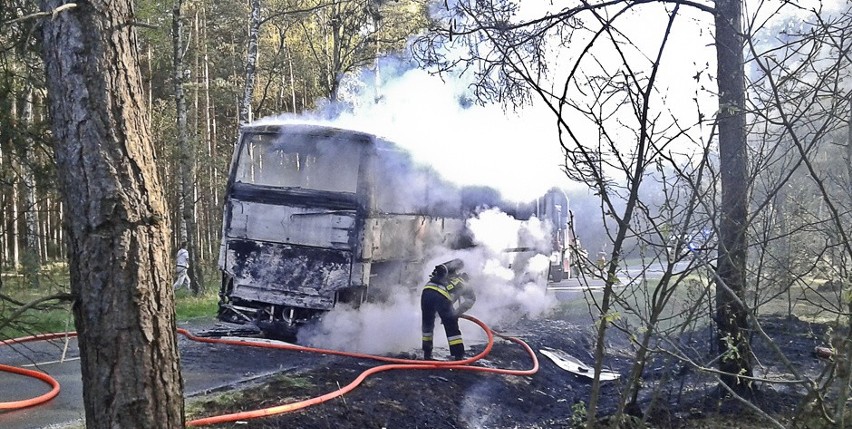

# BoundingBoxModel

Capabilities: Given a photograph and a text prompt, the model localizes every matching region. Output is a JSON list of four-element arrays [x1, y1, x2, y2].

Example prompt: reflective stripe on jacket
[[423, 283, 452, 300], [423, 276, 468, 302]]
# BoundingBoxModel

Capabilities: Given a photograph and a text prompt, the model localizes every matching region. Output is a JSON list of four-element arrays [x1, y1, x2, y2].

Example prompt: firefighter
[[421, 258, 477, 361]]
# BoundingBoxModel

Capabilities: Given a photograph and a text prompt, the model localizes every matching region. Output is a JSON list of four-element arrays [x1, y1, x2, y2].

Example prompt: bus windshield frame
[[233, 129, 366, 194]]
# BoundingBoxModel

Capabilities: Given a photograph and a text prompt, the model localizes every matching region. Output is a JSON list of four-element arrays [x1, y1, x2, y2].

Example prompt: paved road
[[544, 261, 697, 301], [0, 320, 308, 429]]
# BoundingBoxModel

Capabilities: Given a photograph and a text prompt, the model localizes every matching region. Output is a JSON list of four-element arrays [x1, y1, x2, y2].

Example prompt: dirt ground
[[188, 312, 834, 429]]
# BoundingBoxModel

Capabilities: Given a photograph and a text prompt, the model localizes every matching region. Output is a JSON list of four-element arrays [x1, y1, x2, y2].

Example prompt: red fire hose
[[1, 315, 538, 427], [0, 332, 77, 410]]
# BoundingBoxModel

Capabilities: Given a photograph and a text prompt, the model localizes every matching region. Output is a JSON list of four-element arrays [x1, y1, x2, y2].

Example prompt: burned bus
[[216, 122, 573, 336]]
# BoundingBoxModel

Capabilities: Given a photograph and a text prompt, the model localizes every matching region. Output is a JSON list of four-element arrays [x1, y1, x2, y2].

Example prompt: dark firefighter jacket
[[423, 275, 476, 316]]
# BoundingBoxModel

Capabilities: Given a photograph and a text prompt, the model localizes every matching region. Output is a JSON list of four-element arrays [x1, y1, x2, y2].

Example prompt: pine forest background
[[0, 0, 431, 285]]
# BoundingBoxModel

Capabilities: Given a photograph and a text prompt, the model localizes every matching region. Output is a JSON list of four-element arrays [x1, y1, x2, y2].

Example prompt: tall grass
[[1, 263, 73, 337], [174, 288, 220, 320]]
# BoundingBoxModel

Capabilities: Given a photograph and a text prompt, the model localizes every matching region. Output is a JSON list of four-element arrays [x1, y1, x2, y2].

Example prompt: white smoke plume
[[264, 36, 569, 355], [252, 59, 577, 203], [298, 208, 558, 355]]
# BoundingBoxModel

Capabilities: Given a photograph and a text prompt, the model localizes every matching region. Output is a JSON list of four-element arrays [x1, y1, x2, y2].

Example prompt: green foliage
[[1, 263, 222, 338], [1, 305, 73, 339], [720, 333, 741, 362], [1, 262, 70, 296], [602, 311, 621, 324], [570, 401, 587, 428], [175, 288, 219, 321]]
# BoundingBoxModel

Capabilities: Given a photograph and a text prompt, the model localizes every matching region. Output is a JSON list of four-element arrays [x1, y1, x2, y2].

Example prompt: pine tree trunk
[[201, 5, 219, 260], [2, 89, 19, 269], [714, 0, 753, 396], [39, 1, 184, 427], [10, 161, 20, 270]]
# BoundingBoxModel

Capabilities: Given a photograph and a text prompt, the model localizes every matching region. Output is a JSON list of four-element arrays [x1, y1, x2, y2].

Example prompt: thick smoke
[[335, 67, 574, 203], [262, 41, 571, 355], [298, 208, 558, 355], [254, 58, 577, 202]]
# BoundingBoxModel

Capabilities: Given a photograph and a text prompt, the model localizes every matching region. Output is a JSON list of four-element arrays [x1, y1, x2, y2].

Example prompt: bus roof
[[240, 121, 376, 140]]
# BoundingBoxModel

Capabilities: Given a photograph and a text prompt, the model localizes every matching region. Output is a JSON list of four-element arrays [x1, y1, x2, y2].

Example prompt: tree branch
[[3, 3, 77, 26], [0, 292, 74, 334]]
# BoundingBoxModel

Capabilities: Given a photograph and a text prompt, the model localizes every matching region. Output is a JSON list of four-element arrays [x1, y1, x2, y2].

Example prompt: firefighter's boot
[[449, 341, 465, 361]]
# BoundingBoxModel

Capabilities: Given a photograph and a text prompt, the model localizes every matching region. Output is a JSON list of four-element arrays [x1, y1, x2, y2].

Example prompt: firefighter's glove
[[452, 305, 468, 317]]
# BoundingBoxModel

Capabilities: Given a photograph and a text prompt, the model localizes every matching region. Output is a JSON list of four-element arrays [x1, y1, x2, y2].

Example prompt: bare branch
[[3, 3, 77, 26], [0, 292, 74, 334]]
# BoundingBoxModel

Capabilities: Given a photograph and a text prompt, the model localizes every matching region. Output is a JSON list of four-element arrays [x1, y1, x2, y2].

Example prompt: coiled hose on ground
[[1, 314, 538, 427], [0, 331, 73, 410]]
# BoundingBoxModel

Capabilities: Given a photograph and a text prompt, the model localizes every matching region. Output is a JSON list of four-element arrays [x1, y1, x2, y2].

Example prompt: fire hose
[[1, 315, 538, 427], [0, 331, 74, 410]]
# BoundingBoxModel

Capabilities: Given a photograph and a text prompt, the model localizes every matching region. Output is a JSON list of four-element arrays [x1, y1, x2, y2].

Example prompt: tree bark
[[2, 85, 20, 269], [714, 0, 753, 395], [201, 4, 217, 260], [239, 0, 261, 125], [39, 1, 184, 427], [21, 84, 41, 288], [173, 0, 204, 294]]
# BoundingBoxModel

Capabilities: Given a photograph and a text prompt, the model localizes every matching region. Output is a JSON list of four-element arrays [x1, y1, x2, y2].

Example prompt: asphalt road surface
[[0, 319, 302, 429]]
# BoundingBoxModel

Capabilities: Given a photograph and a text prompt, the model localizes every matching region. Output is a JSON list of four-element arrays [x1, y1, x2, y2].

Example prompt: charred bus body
[[217, 122, 574, 337]]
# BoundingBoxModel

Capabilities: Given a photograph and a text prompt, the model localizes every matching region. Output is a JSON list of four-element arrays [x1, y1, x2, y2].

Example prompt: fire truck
[[216, 122, 574, 336]]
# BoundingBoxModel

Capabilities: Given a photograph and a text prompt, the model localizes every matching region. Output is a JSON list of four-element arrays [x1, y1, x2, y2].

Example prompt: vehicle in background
[[216, 122, 574, 337], [499, 188, 574, 283], [539, 189, 573, 282]]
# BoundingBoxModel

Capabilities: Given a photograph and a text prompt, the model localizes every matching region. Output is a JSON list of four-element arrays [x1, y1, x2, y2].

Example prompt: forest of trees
[[0, 0, 430, 280], [3, 1, 433, 426], [2, 0, 852, 428]]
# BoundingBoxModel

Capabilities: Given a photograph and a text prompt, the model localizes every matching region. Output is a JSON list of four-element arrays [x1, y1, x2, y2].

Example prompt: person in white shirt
[[173, 241, 191, 291]]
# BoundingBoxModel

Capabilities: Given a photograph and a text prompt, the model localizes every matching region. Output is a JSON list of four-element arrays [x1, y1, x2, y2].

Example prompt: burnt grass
[[189, 313, 833, 429]]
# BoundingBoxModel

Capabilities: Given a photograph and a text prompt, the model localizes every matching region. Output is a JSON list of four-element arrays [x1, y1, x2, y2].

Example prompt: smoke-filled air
[[259, 49, 573, 355], [252, 58, 577, 203], [298, 208, 558, 355]]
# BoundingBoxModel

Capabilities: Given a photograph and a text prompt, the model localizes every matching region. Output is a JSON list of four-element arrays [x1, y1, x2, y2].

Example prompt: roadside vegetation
[[1, 264, 220, 339]]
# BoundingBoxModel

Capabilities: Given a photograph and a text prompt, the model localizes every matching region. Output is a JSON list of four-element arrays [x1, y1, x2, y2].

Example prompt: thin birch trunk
[[174, 0, 205, 294]]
